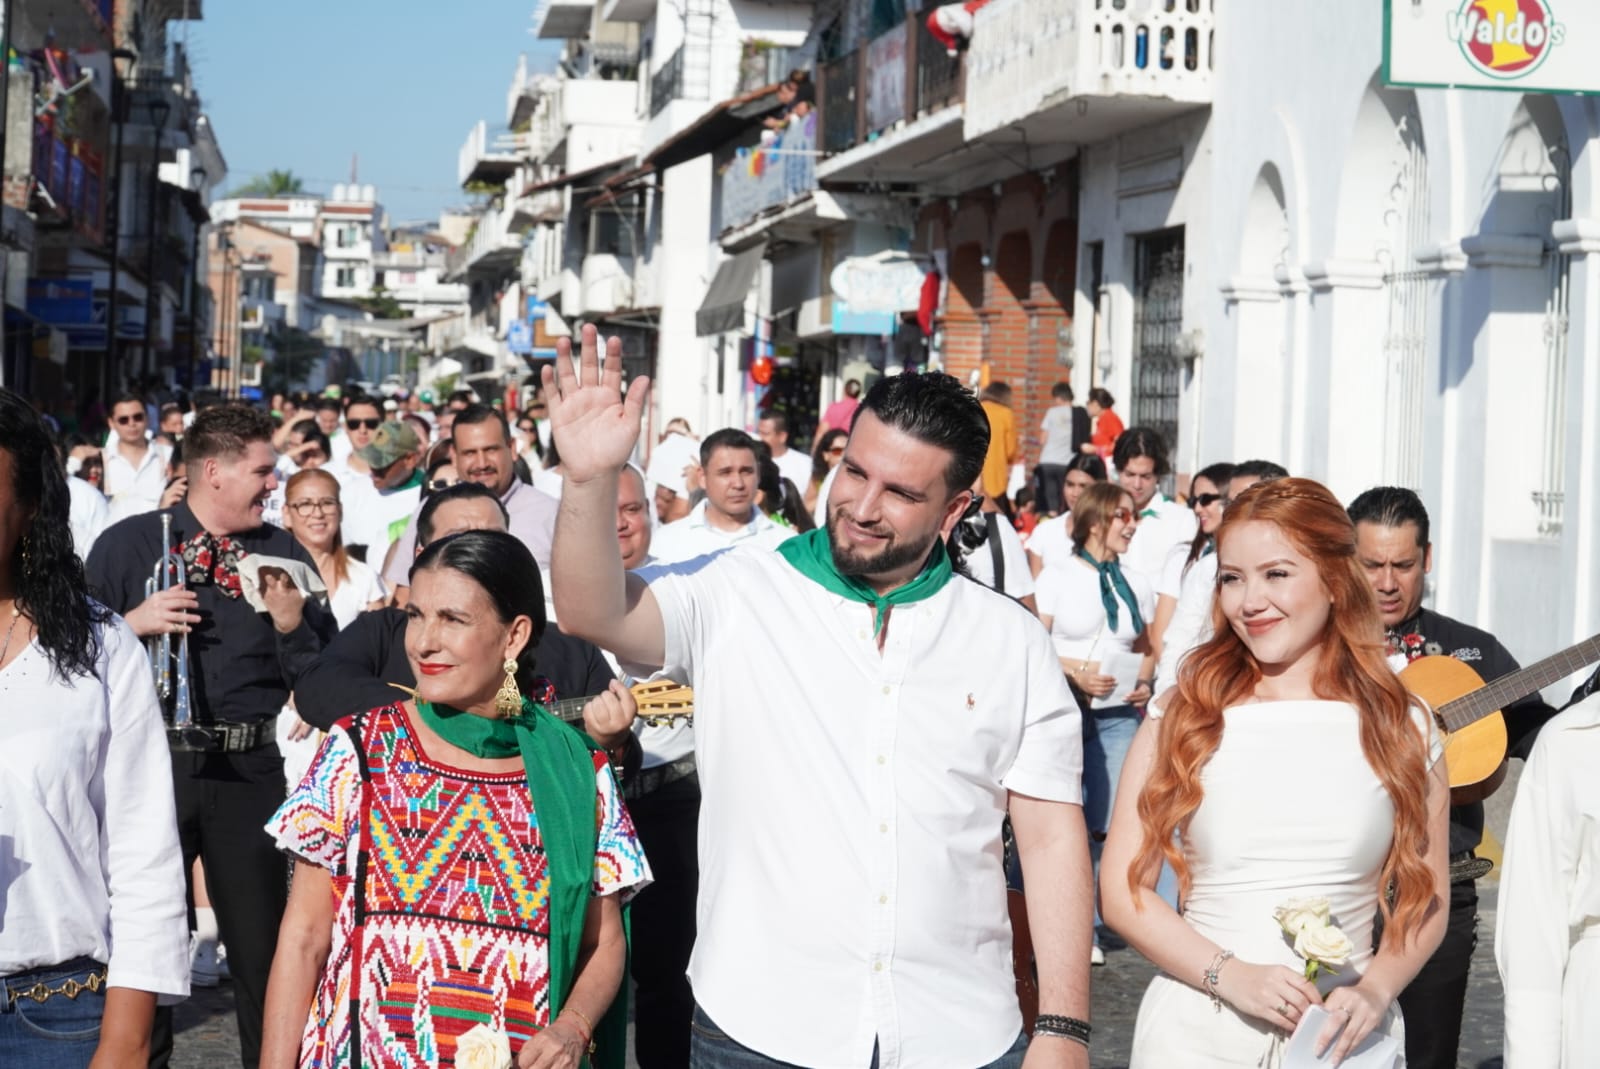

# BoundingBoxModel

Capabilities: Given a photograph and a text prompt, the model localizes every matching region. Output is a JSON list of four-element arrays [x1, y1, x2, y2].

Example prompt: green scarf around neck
[[1075, 546, 1145, 634], [416, 696, 626, 1069], [777, 526, 953, 635]]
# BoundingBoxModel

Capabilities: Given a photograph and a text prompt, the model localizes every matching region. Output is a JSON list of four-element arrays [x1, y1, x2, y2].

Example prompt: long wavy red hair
[[1128, 478, 1437, 945]]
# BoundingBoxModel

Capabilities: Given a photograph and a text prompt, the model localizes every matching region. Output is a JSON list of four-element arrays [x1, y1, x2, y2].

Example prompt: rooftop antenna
[[350, 152, 359, 184]]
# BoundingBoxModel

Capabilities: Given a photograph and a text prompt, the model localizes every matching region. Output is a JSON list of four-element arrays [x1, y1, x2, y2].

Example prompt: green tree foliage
[[231, 169, 306, 198]]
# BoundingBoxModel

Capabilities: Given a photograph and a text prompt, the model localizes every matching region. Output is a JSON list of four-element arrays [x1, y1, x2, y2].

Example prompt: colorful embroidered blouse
[[267, 702, 650, 1069]]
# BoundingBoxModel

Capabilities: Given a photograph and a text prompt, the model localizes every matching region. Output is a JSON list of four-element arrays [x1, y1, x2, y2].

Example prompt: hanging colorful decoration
[[750, 355, 775, 385]]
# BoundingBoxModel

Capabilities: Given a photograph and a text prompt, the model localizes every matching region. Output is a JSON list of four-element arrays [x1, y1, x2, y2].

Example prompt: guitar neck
[[1439, 632, 1600, 731], [549, 696, 589, 725]]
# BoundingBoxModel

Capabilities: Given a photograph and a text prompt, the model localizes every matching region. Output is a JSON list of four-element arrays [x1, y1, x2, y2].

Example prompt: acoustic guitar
[[1400, 632, 1600, 804], [390, 679, 694, 727], [548, 679, 695, 728]]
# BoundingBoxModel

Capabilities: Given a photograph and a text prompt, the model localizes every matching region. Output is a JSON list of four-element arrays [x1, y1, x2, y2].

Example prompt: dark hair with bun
[[411, 530, 546, 691]]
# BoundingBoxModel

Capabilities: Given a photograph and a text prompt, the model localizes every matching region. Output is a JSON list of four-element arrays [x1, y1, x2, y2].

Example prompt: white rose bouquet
[[456, 1023, 513, 1069], [1273, 896, 1355, 981]]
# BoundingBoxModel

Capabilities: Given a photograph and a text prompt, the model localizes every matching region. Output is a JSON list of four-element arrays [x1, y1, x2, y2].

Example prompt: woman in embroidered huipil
[[260, 531, 650, 1069]]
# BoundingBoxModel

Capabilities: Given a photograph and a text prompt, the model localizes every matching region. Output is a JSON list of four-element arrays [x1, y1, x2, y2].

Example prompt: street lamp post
[[103, 48, 137, 396], [188, 165, 204, 392], [143, 95, 171, 381]]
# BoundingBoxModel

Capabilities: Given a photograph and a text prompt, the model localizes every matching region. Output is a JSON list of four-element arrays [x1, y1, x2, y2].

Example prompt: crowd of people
[[0, 328, 1596, 1069]]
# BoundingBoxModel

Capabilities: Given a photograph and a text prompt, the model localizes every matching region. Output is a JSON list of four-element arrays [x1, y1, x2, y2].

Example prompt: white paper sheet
[[1283, 1007, 1401, 1069], [1089, 648, 1146, 710]]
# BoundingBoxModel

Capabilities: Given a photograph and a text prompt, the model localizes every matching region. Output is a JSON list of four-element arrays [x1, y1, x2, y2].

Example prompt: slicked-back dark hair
[[412, 530, 547, 691], [1347, 486, 1431, 547], [856, 372, 989, 495], [453, 402, 511, 442], [184, 404, 275, 466], [700, 428, 759, 470], [1231, 459, 1289, 484], [1112, 425, 1171, 477], [1, 387, 109, 680], [417, 481, 509, 546]]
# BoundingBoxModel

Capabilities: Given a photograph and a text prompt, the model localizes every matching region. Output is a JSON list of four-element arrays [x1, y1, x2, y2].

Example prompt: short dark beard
[[826, 508, 939, 579]]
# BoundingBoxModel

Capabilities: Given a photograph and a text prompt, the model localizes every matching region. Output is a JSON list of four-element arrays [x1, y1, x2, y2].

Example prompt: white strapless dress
[[1129, 700, 1439, 1068]]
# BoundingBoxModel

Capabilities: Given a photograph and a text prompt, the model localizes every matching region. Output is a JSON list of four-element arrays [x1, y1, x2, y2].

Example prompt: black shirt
[[293, 607, 617, 731], [1392, 606, 1556, 856], [85, 501, 336, 725]]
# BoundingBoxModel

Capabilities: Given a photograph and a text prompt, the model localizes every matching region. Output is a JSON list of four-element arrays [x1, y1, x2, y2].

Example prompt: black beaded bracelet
[[1034, 1014, 1091, 1046]]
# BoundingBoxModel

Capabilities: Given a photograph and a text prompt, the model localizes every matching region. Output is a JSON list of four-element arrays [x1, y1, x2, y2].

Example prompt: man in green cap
[[346, 419, 424, 571]]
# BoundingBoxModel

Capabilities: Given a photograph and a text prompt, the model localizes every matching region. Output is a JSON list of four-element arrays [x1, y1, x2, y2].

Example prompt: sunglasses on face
[[1192, 493, 1224, 508], [825, 446, 845, 456], [114, 414, 146, 425], [427, 478, 455, 492], [347, 417, 382, 431], [1111, 508, 1136, 523], [518, 423, 536, 434]]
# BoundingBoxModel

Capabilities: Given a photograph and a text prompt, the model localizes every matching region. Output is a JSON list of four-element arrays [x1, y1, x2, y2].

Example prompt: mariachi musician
[[1347, 487, 1556, 1069], [87, 405, 334, 1069]]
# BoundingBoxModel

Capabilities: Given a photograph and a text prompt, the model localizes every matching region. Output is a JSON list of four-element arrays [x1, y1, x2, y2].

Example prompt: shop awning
[[695, 242, 766, 337]]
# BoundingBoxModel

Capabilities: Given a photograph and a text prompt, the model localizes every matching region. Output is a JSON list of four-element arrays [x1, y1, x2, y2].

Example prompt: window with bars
[[1131, 228, 1185, 458]]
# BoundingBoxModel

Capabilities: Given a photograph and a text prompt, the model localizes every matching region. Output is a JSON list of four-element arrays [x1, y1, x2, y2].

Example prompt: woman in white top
[[1034, 480, 1154, 962], [1025, 453, 1105, 577], [1100, 478, 1450, 1067], [1147, 462, 1234, 661], [1494, 688, 1600, 1067], [0, 387, 189, 1067], [277, 469, 387, 786]]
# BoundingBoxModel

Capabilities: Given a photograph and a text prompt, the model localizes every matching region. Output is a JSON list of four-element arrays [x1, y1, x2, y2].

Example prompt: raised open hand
[[542, 323, 651, 483]]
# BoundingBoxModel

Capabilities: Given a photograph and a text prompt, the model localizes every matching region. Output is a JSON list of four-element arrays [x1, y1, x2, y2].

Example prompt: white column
[[1219, 275, 1287, 464], [1302, 259, 1386, 500], [1554, 219, 1600, 643]]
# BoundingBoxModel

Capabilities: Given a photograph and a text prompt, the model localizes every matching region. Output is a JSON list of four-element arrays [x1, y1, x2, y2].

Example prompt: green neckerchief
[[384, 467, 425, 495], [776, 526, 953, 635], [415, 697, 626, 1069], [1075, 547, 1145, 634]]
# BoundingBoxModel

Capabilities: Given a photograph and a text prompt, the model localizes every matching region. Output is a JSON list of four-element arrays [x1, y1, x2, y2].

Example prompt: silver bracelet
[[1201, 949, 1234, 1012]]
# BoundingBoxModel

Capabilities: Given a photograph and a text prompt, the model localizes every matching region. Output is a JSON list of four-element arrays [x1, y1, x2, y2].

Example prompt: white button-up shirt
[[0, 615, 190, 998], [648, 499, 795, 564], [632, 547, 1082, 1067], [102, 440, 171, 522]]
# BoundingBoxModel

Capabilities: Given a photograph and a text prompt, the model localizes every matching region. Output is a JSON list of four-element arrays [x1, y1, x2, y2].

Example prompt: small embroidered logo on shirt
[[965, 693, 975, 711]]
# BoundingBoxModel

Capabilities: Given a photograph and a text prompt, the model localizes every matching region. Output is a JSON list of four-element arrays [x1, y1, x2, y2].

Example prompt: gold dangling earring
[[494, 658, 522, 718]]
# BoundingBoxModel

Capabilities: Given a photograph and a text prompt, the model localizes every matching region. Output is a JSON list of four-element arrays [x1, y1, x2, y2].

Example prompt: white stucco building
[[997, 0, 1598, 677]]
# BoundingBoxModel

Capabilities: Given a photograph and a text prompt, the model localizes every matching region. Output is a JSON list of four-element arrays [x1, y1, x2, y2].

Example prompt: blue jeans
[[0, 959, 105, 1069], [1082, 706, 1178, 933], [689, 1005, 1029, 1069]]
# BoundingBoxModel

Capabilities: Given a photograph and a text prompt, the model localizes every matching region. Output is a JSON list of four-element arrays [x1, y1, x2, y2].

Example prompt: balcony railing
[[818, 4, 966, 156], [444, 206, 524, 280], [650, 47, 684, 118], [458, 119, 524, 189], [964, 0, 1214, 141], [718, 112, 818, 234], [818, 53, 858, 154]]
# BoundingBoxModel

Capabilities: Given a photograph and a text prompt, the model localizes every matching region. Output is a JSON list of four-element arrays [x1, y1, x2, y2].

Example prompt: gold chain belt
[[5, 968, 106, 1006]]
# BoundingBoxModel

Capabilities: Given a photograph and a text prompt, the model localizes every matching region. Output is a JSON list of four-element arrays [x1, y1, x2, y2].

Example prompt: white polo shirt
[[648, 499, 795, 564], [103, 440, 172, 522], [1121, 493, 1196, 590], [770, 445, 813, 495], [632, 546, 1082, 1068]]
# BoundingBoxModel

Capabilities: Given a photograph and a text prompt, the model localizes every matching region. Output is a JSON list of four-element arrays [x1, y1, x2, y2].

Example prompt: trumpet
[[144, 513, 194, 727]]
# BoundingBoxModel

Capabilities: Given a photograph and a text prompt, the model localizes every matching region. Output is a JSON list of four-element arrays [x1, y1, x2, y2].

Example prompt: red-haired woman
[[1100, 478, 1450, 1066]]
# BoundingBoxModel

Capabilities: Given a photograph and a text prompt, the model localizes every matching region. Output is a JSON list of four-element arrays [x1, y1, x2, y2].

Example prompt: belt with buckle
[[625, 756, 697, 801], [167, 715, 278, 754], [1448, 849, 1493, 884]]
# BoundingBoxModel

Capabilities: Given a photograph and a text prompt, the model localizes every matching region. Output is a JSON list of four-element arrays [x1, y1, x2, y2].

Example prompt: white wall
[[1196, 0, 1600, 668]]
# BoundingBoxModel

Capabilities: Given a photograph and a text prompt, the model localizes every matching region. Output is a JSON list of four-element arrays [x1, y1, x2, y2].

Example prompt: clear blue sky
[[187, 2, 560, 225]]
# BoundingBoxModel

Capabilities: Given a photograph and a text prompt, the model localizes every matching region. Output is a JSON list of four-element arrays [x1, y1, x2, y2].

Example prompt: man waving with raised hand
[[545, 325, 1094, 1069]]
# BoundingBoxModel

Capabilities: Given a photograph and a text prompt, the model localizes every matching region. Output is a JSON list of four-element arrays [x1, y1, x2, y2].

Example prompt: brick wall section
[[918, 162, 1078, 479]]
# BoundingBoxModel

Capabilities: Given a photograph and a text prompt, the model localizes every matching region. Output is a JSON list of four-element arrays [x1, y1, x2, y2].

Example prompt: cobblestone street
[[172, 892, 1507, 1069]]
